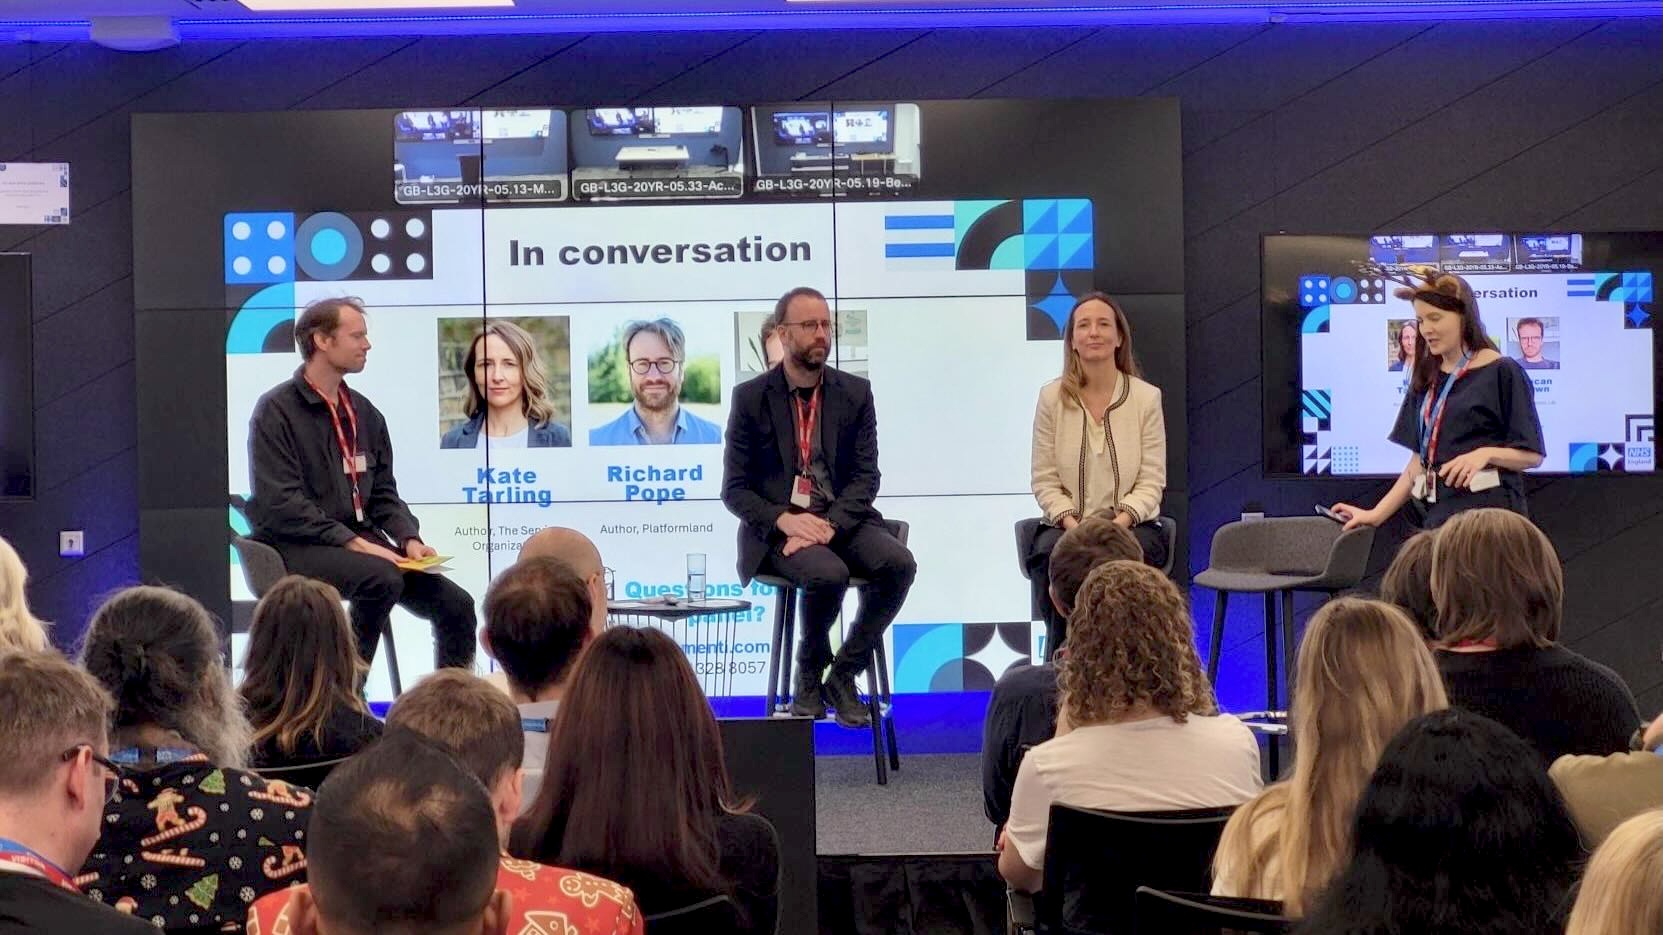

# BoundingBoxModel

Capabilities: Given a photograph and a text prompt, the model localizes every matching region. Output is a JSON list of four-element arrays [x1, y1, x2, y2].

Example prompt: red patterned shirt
[[245, 857, 644, 935]]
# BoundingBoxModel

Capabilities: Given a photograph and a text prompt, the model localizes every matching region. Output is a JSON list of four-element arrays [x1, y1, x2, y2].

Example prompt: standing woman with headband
[[1332, 270, 1543, 530], [1030, 292, 1168, 656]]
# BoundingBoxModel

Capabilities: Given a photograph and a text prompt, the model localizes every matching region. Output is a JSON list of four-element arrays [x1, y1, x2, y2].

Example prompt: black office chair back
[[643, 893, 741, 934], [1133, 887, 1292, 934], [251, 755, 351, 792], [1037, 803, 1236, 935]]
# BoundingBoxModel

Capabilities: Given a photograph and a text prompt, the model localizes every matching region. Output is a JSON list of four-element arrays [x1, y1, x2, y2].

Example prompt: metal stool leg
[[876, 642, 899, 771], [1207, 590, 1229, 684], [764, 598, 784, 716], [381, 619, 403, 697], [1263, 591, 1279, 778], [1280, 589, 1296, 714], [780, 586, 799, 713], [867, 661, 887, 785]]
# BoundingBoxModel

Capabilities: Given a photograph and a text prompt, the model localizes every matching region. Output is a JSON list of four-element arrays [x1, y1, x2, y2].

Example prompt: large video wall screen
[[134, 100, 1184, 702]]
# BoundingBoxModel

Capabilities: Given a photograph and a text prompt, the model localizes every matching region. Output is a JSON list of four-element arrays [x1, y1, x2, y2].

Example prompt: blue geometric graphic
[[226, 282, 296, 354], [225, 212, 295, 285], [1328, 276, 1359, 304], [1567, 443, 1601, 473], [1301, 305, 1332, 333], [296, 212, 365, 281], [1301, 389, 1332, 429], [893, 623, 966, 693], [1626, 303, 1652, 328], [1298, 274, 1331, 308]]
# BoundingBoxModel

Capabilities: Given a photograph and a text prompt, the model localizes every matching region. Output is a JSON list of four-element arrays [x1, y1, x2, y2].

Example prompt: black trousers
[[1026, 519, 1169, 661], [761, 521, 917, 679], [273, 542, 477, 670]]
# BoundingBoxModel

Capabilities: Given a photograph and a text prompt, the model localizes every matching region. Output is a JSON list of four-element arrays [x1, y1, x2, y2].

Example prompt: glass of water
[[686, 552, 707, 603]]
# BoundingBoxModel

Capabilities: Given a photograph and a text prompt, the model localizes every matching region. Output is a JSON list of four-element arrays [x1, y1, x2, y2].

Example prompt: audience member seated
[[1549, 709, 1663, 847], [0, 650, 153, 933], [77, 586, 312, 930], [1565, 807, 1662, 935], [0, 535, 50, 652], [1377, 530, 1437, 641], [1295, 709, 1583, 935], [241, 576, 383, 771], [1430, 508, 1640, 765], [510, 627, 779, 934], [981, 515, 1142, 832], [249, 670, 643, 935], [1212, 598, 1447, 915], [997, 561, 1262, 894], [276, 730, 510, 935], [482, 551, 602, 797]]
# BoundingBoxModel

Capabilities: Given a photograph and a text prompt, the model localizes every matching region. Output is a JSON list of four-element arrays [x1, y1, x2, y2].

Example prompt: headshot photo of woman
[[440, 318, 572, 449], [1388, 319, 1417, 372]]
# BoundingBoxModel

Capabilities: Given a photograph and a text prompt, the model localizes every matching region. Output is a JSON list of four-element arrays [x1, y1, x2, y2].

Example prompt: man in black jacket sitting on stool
[[722, 286, 916, 729]]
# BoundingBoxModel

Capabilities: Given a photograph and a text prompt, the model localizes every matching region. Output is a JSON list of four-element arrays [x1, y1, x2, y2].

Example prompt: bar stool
[[1193, 517, 1373, 773], [231, 536, 404, 696], [758, 519, 906, 784]]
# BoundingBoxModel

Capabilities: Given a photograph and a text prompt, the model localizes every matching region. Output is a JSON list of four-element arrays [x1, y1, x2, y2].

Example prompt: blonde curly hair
[[1058, 560, 1215, 725]]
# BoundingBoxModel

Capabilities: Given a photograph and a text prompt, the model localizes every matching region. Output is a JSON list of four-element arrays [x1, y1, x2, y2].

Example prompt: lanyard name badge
[[0, 837, 78, 893], [1418, 351, 1472, 504], [790, 385, 821, 510], [307, 378, 366, 523]]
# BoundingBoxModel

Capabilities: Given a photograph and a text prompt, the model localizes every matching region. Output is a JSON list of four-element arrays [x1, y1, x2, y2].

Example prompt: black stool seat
[[757, 519, 908, 784]]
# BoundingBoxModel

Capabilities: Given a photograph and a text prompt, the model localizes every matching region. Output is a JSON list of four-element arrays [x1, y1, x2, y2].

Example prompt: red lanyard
[[0, 841, 79, 893], [1419, 353, 1473, 470], [793, 384, 821, 474], [305, 377, 364, 523]]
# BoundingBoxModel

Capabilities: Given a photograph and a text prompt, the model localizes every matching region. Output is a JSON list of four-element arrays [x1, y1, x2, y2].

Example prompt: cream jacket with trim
[[1031, 375, 1166, 525]]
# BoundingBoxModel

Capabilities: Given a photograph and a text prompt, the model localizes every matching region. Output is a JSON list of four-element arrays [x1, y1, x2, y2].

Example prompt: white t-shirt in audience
[[517, 698, 559, 813], [1004, 713, 1263, 871]]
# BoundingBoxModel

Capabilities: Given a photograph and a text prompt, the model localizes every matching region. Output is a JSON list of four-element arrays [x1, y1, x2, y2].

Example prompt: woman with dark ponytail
[[77, 585, 312, 931], [1332, 268, 1544, 529]]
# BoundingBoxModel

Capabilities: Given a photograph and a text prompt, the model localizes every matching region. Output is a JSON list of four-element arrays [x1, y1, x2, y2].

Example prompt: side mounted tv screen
[[481, 109, 551, 141], [1263, 231, 1661, 477], [772, 111, 831, 146], [586, 107, 652, 136], [394, 110, 477, 143], [833, 109, 891, 145], [0, 253, 33, 500]]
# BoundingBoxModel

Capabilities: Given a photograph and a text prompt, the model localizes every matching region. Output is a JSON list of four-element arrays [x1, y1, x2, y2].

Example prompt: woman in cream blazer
[[1029, 292, 1168, 655]]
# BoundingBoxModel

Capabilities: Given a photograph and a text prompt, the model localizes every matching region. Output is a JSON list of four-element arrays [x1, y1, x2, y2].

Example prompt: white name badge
[[1411, 474, 1427, 501], [1469, 468, 1502, 492], [790, 475, 813, 509], [344, 454, 366, 474]]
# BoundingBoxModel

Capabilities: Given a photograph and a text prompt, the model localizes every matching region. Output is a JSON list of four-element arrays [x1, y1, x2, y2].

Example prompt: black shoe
[[790, 668, 827, 719], [824, 671, 872, 729]]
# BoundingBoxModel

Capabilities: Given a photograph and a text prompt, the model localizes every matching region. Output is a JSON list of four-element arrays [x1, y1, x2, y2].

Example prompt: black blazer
[[721, 366, 884, 583]]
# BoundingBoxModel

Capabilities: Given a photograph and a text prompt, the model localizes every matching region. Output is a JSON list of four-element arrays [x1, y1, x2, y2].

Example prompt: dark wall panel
[[0, 18, 1658, 717]]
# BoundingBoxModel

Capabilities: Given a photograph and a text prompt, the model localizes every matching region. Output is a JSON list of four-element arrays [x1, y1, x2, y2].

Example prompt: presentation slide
[[132, 100, 1185, 708], [1263, 232, 1659, 477]]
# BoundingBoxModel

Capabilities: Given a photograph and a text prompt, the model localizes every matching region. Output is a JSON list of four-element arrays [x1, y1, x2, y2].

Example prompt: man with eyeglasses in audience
[[723, 286, 917, 729], [0, 650, 152, 933], [589, 318, 724, 446]]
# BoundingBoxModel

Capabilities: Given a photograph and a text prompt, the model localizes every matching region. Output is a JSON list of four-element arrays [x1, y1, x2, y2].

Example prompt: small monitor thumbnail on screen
[[587, 107, 654, 136], [772, 111, 832, 146], [395, 110, 478, 143], [482, 109, 552, 141], [832, 109, 890, 146]]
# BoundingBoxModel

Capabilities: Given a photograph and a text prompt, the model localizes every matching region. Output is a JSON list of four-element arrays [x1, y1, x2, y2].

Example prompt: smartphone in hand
[[1314, 505, 1346, 523]]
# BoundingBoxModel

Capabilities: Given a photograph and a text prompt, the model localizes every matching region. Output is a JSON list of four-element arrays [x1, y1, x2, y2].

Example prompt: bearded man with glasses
[[722, 286, 916, 729], [589, 317, 724, 446]]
